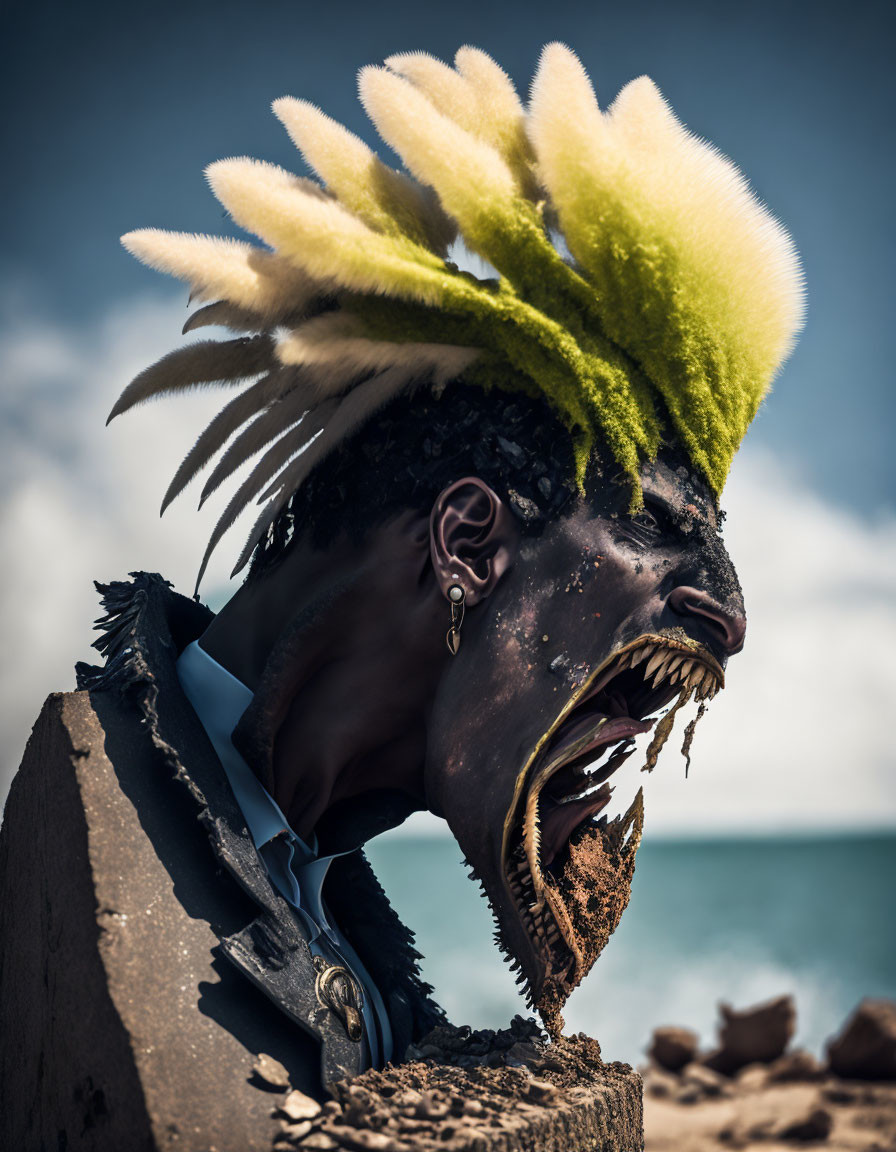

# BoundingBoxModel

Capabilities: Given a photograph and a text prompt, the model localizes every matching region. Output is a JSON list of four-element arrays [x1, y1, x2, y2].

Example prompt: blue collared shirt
[[177, 639, 393, 1068]]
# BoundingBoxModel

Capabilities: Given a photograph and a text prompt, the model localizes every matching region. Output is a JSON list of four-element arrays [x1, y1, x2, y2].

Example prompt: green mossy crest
[[117, 44, 804, 577]]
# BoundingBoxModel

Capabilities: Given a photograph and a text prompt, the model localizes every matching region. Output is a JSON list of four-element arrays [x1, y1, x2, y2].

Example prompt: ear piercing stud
[[446, 581, 466, 655]]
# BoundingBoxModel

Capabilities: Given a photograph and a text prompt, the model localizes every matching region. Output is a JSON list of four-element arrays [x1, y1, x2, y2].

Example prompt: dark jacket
[[0, 572, 443, 1152]]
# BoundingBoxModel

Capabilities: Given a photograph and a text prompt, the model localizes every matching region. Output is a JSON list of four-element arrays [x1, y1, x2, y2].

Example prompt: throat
[[314, 790, 425, 855], [245, 686, 432, 845]]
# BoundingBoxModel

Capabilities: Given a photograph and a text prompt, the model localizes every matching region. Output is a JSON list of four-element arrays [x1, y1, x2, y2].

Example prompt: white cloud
[[1, 291, 894, 832], [640, 450, 896, 834], [0, 290, 260, 805]]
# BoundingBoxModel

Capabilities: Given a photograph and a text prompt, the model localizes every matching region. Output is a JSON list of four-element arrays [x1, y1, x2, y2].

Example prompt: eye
[[620, 500, 672, 545], [630, 508, 660, 532]]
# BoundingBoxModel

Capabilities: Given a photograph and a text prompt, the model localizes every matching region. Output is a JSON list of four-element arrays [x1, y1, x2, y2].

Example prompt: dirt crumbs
[[268, 1020, 642, 1151]]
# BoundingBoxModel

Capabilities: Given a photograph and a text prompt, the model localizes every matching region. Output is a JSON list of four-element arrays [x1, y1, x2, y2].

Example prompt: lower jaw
[[517, 787, 645, 1038]]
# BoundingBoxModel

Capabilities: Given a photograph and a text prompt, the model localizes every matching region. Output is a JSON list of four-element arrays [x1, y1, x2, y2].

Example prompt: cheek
[[534, 552, 666, 690]]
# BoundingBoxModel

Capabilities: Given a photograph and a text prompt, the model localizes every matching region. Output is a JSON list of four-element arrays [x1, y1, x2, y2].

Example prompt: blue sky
[[1, 0, 894, 826]]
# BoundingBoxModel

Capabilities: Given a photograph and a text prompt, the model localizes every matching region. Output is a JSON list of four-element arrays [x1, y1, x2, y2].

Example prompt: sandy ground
[[644, 1073, 896, 1151]]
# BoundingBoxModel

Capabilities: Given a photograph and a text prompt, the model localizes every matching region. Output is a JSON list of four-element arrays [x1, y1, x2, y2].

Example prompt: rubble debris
[[277, 1091, 323, 1122], [735, 1063, 771, 1092], [767, 1049, 825, 1083], [826, 999, 896, 1081], [703, 995, 796, 1075], [776, 1106, 833, 1142], [643, 998, 896, 1151], [718, 1099, 833, 1146], [649, 1026, 699, 1072], [270, 1027, 642, 1150], [253, 1053, 292, 1090], [681, 1063, 729, 1099], [642, 1067, 678, 1099]]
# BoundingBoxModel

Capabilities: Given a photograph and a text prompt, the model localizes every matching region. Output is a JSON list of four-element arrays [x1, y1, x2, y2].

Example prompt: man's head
[[421, 446, 743, 1034], [108, 44, 801, 1033]]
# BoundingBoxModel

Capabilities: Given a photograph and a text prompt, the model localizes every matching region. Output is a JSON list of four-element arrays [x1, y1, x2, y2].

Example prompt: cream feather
[[387, 47, 535, 196], [272, 96, 454, 252], [453, 46, 536, 195], [359, 65, 519, 219], [205, 158, 453, 307], [276, 312, 479, 388], [121, 230, 324, 324], [384, 51, 481, 133]]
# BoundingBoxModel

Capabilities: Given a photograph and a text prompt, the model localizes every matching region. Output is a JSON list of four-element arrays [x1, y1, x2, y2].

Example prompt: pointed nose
[[668, 586, 747, 656]]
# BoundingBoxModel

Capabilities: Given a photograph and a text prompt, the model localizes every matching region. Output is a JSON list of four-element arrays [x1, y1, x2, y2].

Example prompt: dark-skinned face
[[424, 454, 746, 1036]]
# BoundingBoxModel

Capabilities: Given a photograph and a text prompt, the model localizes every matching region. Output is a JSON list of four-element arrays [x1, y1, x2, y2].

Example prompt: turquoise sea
[[365, 833, 896, 1066]]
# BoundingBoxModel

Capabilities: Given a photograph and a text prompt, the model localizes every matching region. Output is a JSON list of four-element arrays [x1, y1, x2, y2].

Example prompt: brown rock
[[414, 1089, 450, 1119], [643, 1067, 678, 1099], [253, 1053, 291, 1090], [649, 1025, 699, 1072], [821, 1083, 860, 1105], [280, 1119, 313, 1141], [776, 1106, 833, 1142], [703, 995, 796, 1075], [767, 1048, 825, 1083], [278, 1090, 323, 1122], [333, 1130, 412, 1151], [826, 999, 896, 1080], [526, 1077, 560, 1104], [505, 1040, 543, 1069], [736, 1063, 770, 1091], [682, 1063, 729, 1098]]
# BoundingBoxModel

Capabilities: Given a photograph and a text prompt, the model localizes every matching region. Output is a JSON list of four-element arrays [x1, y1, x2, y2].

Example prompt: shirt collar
[[176, 639, 318, 859]]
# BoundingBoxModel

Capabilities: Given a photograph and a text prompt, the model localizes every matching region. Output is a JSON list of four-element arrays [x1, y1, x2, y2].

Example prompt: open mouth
[[499, 630, 724, 1037]]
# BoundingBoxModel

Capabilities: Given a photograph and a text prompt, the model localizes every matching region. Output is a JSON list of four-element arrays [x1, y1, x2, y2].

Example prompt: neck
[[199, 513, 447, 843]]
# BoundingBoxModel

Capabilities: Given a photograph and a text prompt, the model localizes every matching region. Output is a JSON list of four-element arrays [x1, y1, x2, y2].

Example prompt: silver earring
[[446, 583, 466, 655]]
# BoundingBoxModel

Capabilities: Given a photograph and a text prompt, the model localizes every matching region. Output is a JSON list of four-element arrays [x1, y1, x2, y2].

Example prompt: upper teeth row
[[615, 643, 719, 699]]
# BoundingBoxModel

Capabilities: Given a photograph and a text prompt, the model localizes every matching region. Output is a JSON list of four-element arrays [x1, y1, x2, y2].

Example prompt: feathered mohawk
[[113, 43, 804, 589]]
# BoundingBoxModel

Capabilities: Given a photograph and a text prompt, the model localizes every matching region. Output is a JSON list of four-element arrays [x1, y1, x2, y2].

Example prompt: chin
[[477, 629, 724, 1037]]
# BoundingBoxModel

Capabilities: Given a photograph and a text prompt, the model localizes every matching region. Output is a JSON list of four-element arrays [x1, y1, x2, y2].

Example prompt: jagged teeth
[[645, 650, 666, 678], [610, 641, 721, 700]]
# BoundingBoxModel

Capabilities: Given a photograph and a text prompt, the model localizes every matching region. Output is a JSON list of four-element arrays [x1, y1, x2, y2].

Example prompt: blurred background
[[1, 0, 893, 1066]]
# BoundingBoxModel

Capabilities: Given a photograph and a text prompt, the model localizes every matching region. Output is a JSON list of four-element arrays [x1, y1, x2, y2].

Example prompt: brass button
[[313, 957, 364, 1043]]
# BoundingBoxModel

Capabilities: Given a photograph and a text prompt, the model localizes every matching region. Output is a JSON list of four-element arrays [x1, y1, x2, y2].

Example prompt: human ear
[[429, 477, 519, 606]]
